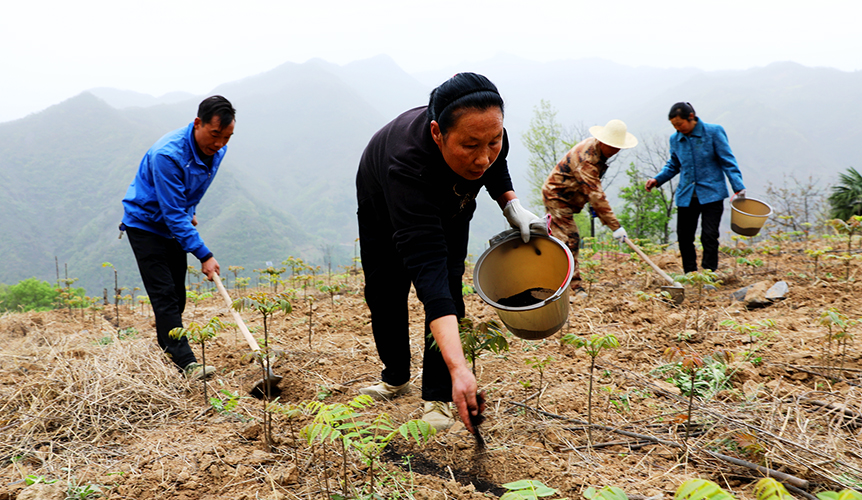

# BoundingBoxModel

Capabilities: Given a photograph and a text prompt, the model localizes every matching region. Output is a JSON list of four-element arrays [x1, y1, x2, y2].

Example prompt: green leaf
[[675, 479, 736, 500], [754, 478, 793, 500], [837, 491, 862, 500], [502, 492, 533, 500], [587, 487, 628, 500], [398, 419, 435, 445], [503, 480, 541, 490]]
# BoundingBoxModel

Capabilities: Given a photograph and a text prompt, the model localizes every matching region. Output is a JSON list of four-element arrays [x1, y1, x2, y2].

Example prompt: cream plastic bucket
[[730, 198, 773, 236], [473, 228, 574, 340]]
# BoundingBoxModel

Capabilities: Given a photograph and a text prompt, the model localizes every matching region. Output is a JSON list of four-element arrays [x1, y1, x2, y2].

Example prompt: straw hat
[[589, 119, 638, 149]]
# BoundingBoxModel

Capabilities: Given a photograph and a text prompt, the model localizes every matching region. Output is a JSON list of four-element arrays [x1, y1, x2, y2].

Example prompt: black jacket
[[356, 106, 513, 321]]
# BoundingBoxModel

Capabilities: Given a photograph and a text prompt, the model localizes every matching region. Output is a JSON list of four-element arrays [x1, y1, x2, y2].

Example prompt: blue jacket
[[653, 119, 745, 207], [121, 122, 226, 260]]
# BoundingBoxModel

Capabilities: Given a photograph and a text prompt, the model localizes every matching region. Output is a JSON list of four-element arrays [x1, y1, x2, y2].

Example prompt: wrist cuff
[[199, 252, 213, 263]]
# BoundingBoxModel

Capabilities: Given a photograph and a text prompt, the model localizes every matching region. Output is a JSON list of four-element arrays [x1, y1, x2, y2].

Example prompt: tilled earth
[[2, 241, 861, 499]]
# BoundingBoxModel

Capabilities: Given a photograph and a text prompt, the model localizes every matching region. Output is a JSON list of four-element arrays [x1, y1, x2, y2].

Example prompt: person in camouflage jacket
[[542, 119, 638, 293]]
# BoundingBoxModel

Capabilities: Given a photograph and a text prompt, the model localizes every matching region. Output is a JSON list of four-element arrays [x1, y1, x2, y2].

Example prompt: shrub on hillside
[[0, 277, 59, 312]]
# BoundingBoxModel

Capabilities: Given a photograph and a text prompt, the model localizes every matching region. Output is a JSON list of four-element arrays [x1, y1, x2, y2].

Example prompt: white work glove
[[735, 189, 746, 199], [503, 199, 540, 243], [612, 227, 628, 242]]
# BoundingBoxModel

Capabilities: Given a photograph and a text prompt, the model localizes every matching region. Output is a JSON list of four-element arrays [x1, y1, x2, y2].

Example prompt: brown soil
[[2, 241, 861, 500]]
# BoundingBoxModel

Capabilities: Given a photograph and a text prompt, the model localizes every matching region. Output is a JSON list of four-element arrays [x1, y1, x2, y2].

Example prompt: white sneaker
[[422, 401, 455, 431], [358, 381, 410, 400]]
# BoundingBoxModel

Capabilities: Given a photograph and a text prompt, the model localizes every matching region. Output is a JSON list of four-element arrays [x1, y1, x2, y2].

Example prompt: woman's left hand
[[503, 199, 541, 243]]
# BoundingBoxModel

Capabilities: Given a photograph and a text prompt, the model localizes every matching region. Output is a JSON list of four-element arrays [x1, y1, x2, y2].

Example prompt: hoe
[[213, 274, 284, 398]]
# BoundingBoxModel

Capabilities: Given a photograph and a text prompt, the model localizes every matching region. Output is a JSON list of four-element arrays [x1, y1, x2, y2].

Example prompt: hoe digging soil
[[213, 274, 284, 398], [624, 238, 685, 305]]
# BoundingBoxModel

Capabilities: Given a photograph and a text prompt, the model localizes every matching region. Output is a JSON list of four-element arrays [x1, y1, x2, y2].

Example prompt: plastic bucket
[[730, 197, 773, 236], [473, 229, 574, 340]]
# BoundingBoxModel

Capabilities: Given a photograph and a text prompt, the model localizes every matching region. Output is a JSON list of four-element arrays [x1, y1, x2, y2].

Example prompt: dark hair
[[198, 95, 236, 129], [668, 102, 696, 121], [427, 73, 504, 134]]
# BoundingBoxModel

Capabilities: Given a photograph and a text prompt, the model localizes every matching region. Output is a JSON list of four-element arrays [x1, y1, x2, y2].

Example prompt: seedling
[[525, 355, 553, 408], [675, 270, 720, 335], [518, 379, 533, 404], [227, 265, 245, 290], [254, 266, 287, 293], [458, 317, 509, 376], [235, 277, 250, 291], [101, 262, 121, 329], [187, 265, 203, 291], [819, 308, 859, 378], [136, 295, 149, 316], [663, 347, 731, 444], [825, 252, 862, 281], [827, 215, 862, 253], [184, 289, 213, 323], [170, 316, 227, 402], [580, 258, 601, 297], [209, 389, 247, 421], [805, 247, 831, 280], [738, 257, 764, 271], [300, 395, 435, 499], [561, 333, 619, 444], [722, 235, 752, 278], [720, 318, 776, 347], [731, 431, 766, 462], [769, 223, 791, 255], [306, 296, 315, 348]]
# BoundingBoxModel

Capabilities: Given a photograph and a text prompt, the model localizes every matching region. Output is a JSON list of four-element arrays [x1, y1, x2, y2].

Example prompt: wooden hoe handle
[[625, 238, 676, 287], [213, 274, 261, 353]]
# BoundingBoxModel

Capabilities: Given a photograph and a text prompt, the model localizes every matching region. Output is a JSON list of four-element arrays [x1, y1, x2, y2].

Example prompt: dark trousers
[[677, 199, 724, 273], [357, 202, 467, 402], [126, 227, 196, 370]]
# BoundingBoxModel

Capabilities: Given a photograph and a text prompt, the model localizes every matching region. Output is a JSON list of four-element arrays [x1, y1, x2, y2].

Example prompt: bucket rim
[[731, 197, 773, 218], [472, 229, 574, 312]]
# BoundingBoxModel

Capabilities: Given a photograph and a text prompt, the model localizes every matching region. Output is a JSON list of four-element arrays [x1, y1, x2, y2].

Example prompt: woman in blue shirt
[[645, 102, 746, 273]]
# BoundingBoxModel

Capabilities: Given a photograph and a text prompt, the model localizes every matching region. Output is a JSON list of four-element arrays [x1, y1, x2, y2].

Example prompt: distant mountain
[[418, 57, 862, 195], [88, 88, 199, 109], [2, 56, 860, 295]]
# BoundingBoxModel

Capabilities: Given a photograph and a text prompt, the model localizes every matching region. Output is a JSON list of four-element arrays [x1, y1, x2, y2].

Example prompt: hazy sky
[[2, 0, 860, 123]]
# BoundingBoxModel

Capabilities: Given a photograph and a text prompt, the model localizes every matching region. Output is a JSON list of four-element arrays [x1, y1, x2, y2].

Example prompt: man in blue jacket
[[121, 96, 235, 379], [645, 102, 745, 274]]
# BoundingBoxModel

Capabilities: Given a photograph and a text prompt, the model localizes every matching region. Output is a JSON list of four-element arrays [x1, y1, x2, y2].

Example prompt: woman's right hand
[[429, 315, 486, 434], [645, 178, 658, 191], [450, 365, 484, 434]]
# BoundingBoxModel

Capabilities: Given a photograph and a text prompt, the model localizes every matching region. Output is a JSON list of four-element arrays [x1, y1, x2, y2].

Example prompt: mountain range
[[1, 54, 860, 296]]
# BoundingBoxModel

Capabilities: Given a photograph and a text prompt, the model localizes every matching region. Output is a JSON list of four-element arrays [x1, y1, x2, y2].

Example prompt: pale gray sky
[[2, 0, 860, 123]]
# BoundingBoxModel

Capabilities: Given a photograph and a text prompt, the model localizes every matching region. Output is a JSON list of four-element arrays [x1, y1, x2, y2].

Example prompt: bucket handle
[[488, 218, 549, 246]]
